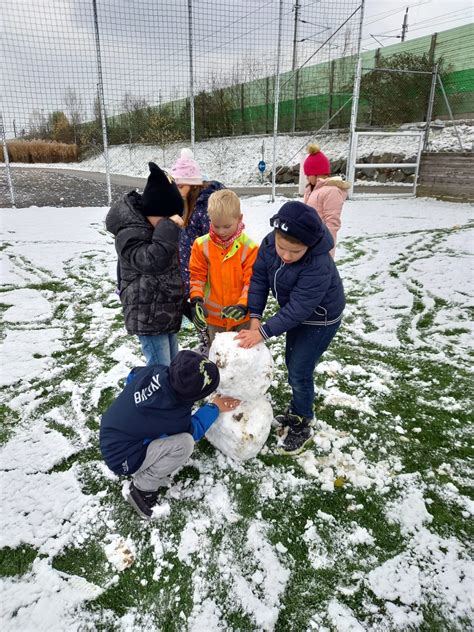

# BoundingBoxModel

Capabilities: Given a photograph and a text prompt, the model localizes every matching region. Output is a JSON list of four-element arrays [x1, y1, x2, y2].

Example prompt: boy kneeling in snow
[[100, 350, 239, 519]]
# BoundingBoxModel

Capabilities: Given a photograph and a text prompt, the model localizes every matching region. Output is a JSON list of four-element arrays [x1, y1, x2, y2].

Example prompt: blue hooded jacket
[[248, 224, 345, 339], [100, 365, 219, 475]]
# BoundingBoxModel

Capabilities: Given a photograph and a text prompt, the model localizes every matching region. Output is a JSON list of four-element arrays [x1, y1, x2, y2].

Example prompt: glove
[[221, 304, 248, 322], [190, 297, 208, 331]]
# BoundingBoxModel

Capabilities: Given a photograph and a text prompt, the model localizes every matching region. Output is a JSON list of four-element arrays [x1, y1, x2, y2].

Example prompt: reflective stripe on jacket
[[189, 232, 259, 328]]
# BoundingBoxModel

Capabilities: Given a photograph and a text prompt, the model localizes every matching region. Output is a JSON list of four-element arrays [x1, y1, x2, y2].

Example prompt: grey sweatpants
[[133, 433, 194, 492]]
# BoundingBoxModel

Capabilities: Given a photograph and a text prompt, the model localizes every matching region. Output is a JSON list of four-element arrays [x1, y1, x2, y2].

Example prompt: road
[[1, 167, 412, 207]]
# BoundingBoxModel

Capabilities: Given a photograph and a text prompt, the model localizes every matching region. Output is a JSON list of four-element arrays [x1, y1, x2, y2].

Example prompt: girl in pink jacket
[[302, 143, 350, 258]]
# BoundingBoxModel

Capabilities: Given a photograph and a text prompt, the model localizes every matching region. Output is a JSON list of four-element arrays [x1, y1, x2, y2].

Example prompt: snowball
[[206, 397, 273, 461], [104, 537, 135, 571], [209, 332, 274, 401]]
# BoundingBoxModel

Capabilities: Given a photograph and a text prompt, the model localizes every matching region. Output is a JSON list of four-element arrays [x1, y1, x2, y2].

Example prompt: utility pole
[[401, 7, 408, 42]]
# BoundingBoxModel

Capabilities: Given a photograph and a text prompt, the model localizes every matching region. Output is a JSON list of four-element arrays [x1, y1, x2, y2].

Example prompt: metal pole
[[423, 63, 438, 152], [291, 0, 300, 133], [437, 75, 464, 151], [413, 132, 423, 196], [187, 0, 195, 151], [346, 0, 366, 196], [92, 0, 112, 205], [1, 113, 15, 207], [401, 7, 408, 42], [271, 0, 284, 203]]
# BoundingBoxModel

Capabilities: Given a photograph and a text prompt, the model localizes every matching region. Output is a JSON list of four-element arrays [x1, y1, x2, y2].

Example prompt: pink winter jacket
[[303, 177, 350, 258]]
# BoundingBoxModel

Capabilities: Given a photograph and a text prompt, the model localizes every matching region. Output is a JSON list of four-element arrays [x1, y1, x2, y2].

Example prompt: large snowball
[[209, 332, 274, 401], [206, 397, 273, 461]]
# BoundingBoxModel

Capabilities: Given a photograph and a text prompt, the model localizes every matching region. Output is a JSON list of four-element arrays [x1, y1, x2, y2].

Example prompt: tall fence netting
[[1, 0, 363, 204]]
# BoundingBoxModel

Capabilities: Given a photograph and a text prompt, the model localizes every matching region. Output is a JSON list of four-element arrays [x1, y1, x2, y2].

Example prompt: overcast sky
[[362, 0, 473, 50]]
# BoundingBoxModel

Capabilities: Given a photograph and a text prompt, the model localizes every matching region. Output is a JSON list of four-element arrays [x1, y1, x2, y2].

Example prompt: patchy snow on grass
[[0, 195, 472, 631]]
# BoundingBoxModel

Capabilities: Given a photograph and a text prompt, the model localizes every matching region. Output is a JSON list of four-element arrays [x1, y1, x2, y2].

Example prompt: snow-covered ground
[[0, 196, 473, 630], [9, 122, 473, 187]]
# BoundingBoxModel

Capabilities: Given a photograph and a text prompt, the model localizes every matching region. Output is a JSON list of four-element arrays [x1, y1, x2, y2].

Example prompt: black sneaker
[[274, 409, 292, 427], [127, 482, 159, 520], [278, 415, 313, 455], [274, 410, 312, 428]]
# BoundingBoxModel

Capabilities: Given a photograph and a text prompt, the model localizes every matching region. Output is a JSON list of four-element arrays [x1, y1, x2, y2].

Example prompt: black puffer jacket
[[106, 191, 185, 335]]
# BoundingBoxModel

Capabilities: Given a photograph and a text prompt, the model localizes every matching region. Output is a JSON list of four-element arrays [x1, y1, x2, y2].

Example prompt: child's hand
[[221, 304, 247, 321], [190, 298, 208, 331], [235, 329, 264, 348], [169, 214, 184, 228], [211, 395, 241, 413]]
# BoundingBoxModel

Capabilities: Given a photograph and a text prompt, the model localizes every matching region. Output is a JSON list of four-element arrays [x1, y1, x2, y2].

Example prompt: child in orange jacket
[[189, 189, 259, 346]]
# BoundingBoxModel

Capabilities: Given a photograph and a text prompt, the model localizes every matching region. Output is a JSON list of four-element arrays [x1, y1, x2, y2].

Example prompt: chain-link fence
[[1, 2, 471, 207], [1, 0, 363, 206]]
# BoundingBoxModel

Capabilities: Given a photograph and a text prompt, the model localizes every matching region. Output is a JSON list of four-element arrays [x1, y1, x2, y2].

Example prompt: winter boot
[[127, 481, 159, 520], [278, 413, 313, 455]]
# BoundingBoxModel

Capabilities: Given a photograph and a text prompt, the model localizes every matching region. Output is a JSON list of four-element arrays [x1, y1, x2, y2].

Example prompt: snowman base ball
[[206, 397, 273, 461]]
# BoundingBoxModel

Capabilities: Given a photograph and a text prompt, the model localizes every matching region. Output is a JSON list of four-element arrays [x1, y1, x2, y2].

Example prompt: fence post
[[291, 0, 300, 133], [271, 0, 284, 203], [1, 113, 15, 208], [328, 60, 335, 128], [423, 63, 438, 151], [346, 0, 365, 196], [437, 75, 464, 151], [92, 0, 111, 206], [187, 0, 195, 150]]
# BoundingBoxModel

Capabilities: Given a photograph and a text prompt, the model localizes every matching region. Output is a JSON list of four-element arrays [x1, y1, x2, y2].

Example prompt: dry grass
[[0, 140, 79, 163]]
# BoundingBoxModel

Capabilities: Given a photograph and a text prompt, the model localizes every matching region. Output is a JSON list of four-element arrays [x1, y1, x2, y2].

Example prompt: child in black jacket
[[100, 350, 239, 519]]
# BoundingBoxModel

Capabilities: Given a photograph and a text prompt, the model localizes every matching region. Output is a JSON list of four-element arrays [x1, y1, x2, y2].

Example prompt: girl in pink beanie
[[303, 143, 350, 259], [170, 148, 225, 297], [171, 147, 203, 185]]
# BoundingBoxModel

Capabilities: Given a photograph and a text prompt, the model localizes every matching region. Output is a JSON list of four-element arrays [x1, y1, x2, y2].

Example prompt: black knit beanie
[[169, 350, 220, 401], [141, 162, 184, 217]]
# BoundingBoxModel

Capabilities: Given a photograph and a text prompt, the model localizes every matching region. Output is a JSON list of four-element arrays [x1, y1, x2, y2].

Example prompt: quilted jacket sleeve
[[117, 219, 180, 275]]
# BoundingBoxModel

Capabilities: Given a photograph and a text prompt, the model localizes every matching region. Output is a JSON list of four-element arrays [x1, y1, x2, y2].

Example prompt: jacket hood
[[105, 191, 148, 236], [316, 176, 351, 191]]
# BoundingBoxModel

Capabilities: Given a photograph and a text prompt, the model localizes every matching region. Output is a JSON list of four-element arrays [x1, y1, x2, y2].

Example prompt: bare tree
[[64, 87, 83, 145], [28, 109, 49, 139]]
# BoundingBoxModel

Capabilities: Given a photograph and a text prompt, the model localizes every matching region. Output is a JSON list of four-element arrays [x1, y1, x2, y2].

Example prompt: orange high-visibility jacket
[[189, 232, 259, 329]]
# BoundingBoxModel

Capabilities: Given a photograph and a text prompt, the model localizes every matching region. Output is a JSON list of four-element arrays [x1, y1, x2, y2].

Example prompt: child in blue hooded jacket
[[236, 201, 345, 455], [100, 350, 239, 519]]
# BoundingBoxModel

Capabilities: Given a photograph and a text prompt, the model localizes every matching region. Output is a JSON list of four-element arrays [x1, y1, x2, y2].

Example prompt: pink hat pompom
[[170, 148, 203, 185]]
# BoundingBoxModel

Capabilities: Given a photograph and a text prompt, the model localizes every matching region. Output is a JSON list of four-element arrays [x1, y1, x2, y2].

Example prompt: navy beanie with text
[[270, 200, 323, 247], [169, 350, 220, 401]]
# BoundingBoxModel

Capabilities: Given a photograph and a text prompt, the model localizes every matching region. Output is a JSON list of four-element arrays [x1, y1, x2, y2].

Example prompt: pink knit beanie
[[171, 148, 203, 185], [303, 143, 331, 177]]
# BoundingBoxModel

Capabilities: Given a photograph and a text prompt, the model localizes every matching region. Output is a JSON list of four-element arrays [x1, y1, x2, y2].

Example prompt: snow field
[[0, 196, 473, 630]]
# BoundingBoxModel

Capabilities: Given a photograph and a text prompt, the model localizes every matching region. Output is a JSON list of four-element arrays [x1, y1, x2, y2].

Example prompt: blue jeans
[[138, 333, 179, 367], [285, 321, 341, 419]]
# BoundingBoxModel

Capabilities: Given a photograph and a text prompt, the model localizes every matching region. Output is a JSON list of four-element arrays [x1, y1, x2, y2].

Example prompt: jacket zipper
[[274, 260, 285, 304]]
